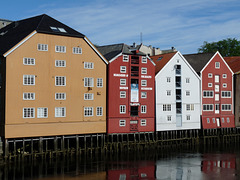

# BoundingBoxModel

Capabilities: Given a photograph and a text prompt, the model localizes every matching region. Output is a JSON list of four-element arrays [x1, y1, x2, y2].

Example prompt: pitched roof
[[183, 52, 215, 73], [0, 14, 85, 55], [224, 56, 240, 74], [97, 43, 146, 61], [150, 52, 177, 74]]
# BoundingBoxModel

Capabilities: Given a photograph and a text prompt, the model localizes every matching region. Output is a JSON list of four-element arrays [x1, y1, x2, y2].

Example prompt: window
[[212, 118, 215, 123], [55, 107, 66, 117], [23, 75, 35, 85], [50, 27, 67, 33], [97, 78, 103, 87], [23, 93, 35, 100], [23, 58, 35, 65], [55, 45, 66, 53], [215, 62, 220, 69], [120, 105, 126, 114], [120, 79, 126, 86], [55, 76, 66, 86], [163, 104, 171, 111], [141, 119, 147, 126], [142, 56, 147, 63], [120, 66, 126, 73], [208, 73, 212, 78], [167, 90, 171, 96], [227, 117, 230, 123], [215, 75, 219, 83], [207, 118, 210, 123], [203, 104, 214, 111], [96, 107, 103, 116], [167, 77, 171, 82], [222, 91, 231, 98], [186, 78, 190, 83], [84, 107, 93, 117], [119, 120, 126, 126], [73, 47, 82, 54], [186, 104, 194, 111], [37, 108, 48, 118], [222, 118, 224, 123], [186, 115, 191, 120], [84, 62, 94, 69], [186, 91, 190, 96], [221, 104, 231, 111], [84, 77, 94, 87], [208, 83, 212, 87], [141, 68, 147, 74], [223, 83, 227, 88], [223, 74, 227, 78], [167, 116, 171, 121], [23, 108, 35, 118], [37, 44, 48, 51], [141, 105, 147, 113], [55, 93, 66, 100], [141, 92, 147, 98], [191, 104, 194, 111], [215, 85, 219, 92], [84, 93, 94, 100], [55, 60, 66, 67], [120, 91, 126, 98], [123, 55, 129, 62], [141, 80, 147, 86], [203, 91, 214, 98]]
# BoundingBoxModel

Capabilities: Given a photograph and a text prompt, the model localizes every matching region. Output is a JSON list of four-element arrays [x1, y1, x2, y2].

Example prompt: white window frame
[[120, 79, 126, 86], [223, 83, 227, 88], [23, 75, 35, 85], [23, 108, 35, 118], [84, 77, 94, 87], [186, 115, 191, 120], [208, 73, 212, 78], [203, 104, 214, 111], [221, 91, 231, 98], [120, 91, 126, 98], [186, 91, 190, 96], [55, 93, 66, 100], [186, 104, 191, 111], [141, 68, 147, 74], [84, 62, 94, 69], [55, 45, 66, 53], [208, 83, 212, 87], [123, 55, 129, 62], [227, 117, 230, 123], [37, 107, 48, 118], [141, 92, 147, 98], [97, 78, 103, 87], [120, 105, 126, 114], [215, 75, 219, 83], [167, 116, 172, 121], [37, 44, 48, 51], [23, 93, 35, 100], [142, 56, 147, 63], [141, 80, 147, 86], [119, 120, 126, 126], [186, 78, 190, 83], [163, 104, 171, 111], [73, 47, 82, 54], [215, 62, 220, 69], [221, 104, 231, 111], [141, 105, 147, 113], [223, 74, 227, 78], [207, 118, 210, 123], [55, 76, 66, 86], [120, 66, 126, 73], [96, 107, 103, 116], [203, 91, 214, 98], [166, 90, 171, 96], [84, 93, 94, 100], [141, 119, 147, 126], [55, 60, 66, 67], [167, 77, 171, 82], [55, 107, 66, 117], [23, 57, 35, 65], [84, 107, 93, 117]]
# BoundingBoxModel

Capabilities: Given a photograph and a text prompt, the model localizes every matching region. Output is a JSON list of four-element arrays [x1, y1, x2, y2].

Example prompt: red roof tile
[[224, 56, 240, 73]]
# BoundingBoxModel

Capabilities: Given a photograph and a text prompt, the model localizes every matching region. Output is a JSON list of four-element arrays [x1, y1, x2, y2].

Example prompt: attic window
[[157, 57, 163, 61], [50, 27, 67, 33]]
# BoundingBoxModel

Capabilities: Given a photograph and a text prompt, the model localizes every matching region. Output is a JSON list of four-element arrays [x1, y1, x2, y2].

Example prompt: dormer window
[[50, 27, 67, 33]]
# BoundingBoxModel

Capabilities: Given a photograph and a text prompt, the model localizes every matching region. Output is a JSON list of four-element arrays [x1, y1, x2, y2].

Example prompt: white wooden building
[[151, 51, 201, 131]]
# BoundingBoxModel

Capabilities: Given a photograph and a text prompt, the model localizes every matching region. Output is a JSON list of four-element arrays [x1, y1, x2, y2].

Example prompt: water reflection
[[1, 146, 240, 179]]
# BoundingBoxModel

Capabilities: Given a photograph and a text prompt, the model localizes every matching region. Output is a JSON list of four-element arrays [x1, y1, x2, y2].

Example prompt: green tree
[[198, 38, 240, 57]]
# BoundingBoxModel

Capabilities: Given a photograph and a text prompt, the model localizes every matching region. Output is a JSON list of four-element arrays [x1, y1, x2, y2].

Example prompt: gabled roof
[[0, 14, 85, 55], [224, 56, 240, 74], [151, 52, 177, 75], [183, 52, 215, 74], [97, 43, 146, 61]]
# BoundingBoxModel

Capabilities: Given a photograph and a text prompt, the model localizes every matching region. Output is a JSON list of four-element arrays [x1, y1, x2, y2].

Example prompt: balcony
[[176, 81, 181, 88], [131, 66, 139, 77], [176, 108, 182, 114], [176, 94, 181, 101]]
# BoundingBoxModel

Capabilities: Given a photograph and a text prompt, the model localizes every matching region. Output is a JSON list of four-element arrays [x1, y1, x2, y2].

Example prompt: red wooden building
[[184, 52, 234, 129], [98, 44, 155, 133]]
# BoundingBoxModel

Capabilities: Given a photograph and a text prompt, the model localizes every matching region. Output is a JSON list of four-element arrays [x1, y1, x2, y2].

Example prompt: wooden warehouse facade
[[0, 14, 108, 140]]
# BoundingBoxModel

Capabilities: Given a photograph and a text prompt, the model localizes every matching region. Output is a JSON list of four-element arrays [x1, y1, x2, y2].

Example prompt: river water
[[1, 144, 240, 180]]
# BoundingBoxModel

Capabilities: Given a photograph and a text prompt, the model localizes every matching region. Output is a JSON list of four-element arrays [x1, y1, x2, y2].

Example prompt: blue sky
[[1, 0, 240, 54]]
